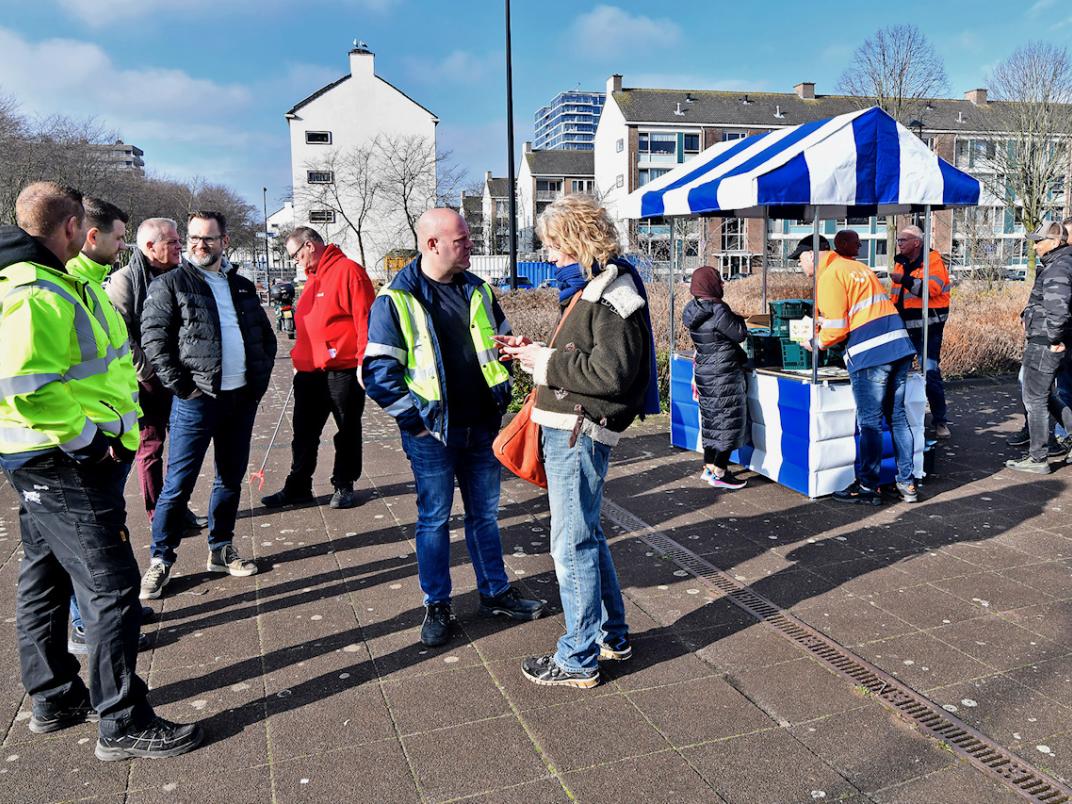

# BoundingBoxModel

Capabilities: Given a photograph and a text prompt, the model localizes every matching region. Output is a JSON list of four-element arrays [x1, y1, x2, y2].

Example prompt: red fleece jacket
[[290, 244, 375, 371]]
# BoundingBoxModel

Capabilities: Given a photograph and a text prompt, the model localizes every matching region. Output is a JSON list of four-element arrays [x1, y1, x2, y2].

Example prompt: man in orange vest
[[793, 234, 918, 505], [891, 225, 951, 439]]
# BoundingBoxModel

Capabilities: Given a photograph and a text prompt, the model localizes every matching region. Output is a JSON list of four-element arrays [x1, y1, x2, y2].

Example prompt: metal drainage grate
[[603, 500, 1072, 803]]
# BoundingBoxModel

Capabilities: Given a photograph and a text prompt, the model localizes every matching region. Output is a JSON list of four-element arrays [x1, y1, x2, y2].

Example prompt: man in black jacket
[[139, 211, 277, 598], [1006, 221, 1072, 474]]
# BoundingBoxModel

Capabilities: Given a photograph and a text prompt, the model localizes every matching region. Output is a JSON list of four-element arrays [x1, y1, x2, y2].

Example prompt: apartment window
[[307, 170, 334, 184], [638, 168, 670, 187], [305, 131, 332, 145], [638, 132, 677, 164], [683, 133, 700, 155], [954, 138, 996, 168], [721, 219, 744, 251], [616, 174, 624, 188], [616, 138, 624, 153], [536, 179, 562, 194], [309, 209, 336, 223], [571, 179, 594, 193], [722, 131, 745, 142]]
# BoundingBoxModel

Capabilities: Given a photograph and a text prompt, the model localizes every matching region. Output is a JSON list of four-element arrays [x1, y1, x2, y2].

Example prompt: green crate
[[780, 339, 811, 371], [747, 332, 783, 367], [769, 299, 813, 337]]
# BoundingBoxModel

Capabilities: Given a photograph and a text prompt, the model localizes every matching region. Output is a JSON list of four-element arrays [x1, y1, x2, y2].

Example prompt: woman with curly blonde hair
[[500, 194, 658, 688]]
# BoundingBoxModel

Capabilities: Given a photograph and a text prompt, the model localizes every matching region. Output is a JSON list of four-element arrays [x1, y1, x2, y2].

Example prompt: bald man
[[363, 209, 544, 648]]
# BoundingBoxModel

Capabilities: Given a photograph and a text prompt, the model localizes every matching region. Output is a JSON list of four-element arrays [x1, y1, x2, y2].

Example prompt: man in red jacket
[[262, 228, 375, 509]]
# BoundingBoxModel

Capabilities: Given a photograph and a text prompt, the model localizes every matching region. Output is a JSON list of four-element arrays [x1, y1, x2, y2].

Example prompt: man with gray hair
[[261, 227, 374, 510], [107, 218, 206, 531]]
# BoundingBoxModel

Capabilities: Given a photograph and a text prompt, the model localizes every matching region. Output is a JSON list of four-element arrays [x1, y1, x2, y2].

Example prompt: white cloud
[[570, 5, 680, 54], [628, 74, 769, 92], [56, 0, 400, 26], [1029, 0, 1056, 15], [404, 49, 499, 85]]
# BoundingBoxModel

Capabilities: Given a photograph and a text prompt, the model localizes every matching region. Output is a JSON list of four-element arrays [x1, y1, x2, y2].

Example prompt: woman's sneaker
[[597, 640, 632, 661], [701, 467, 747, 490], [1005, 455, 1052, 474], [895, 480, 920, 503], [521, 654, 599, 688], [95, 716, 203, 761]]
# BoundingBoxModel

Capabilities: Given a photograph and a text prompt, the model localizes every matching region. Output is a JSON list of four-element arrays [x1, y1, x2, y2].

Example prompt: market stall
[[621, 106, 980, 497]]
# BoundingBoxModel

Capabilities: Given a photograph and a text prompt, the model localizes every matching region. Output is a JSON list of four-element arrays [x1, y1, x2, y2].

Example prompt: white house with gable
[[285, 42, 438, 277]]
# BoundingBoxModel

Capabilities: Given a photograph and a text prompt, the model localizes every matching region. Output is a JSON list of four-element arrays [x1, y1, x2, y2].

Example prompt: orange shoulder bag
[[492, 294, 581, 487]]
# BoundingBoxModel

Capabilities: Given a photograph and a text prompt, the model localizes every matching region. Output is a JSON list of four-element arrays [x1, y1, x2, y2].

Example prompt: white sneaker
[[207, 543, 257, 577], [139, 561, 171, 600]]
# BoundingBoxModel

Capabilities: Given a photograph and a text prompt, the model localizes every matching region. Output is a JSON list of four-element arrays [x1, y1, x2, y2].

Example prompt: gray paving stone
[[562, 751, 723, 804], [729, 657, 870, 725], [627, 675, 774, 747]]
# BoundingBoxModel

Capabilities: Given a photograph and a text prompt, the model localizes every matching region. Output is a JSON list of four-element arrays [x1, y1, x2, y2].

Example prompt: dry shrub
[[495, 275, 1028, 410]]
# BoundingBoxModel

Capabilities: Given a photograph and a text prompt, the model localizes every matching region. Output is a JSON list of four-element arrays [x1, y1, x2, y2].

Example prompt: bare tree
[[838, 25, 950, 264], [375, 134, 439, 250], [984, 41, 1072, 278], [294, 144, 382, 267]]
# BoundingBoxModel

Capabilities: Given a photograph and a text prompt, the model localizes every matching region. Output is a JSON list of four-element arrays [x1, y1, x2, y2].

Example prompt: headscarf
[[689, 265, 724, 301]]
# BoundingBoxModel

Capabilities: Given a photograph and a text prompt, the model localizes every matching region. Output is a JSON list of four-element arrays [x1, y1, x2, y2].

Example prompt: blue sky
[[2, 0, 1069, 214]]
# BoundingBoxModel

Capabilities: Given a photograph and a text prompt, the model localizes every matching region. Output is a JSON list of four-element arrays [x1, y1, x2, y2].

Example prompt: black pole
[[262, 186, 270, 286], [505, 0, 518, 289]]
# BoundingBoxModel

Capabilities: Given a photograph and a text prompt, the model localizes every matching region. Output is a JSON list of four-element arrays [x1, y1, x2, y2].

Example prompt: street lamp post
[[262, 186, 271, 287], [505, 0, 518, 290]]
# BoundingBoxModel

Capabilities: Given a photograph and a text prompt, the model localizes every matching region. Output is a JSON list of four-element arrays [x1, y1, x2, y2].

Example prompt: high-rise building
[[533, 91, 605, 151]]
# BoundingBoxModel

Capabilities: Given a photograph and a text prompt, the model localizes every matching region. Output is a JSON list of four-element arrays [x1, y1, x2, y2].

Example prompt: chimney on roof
[[485, 170, 492, 183], [349, 40, 374, 79], [523, 140, 532, 154], [607, 74, 622, 94], [794, 82, 815, 100], [965, 88, 988, 106]]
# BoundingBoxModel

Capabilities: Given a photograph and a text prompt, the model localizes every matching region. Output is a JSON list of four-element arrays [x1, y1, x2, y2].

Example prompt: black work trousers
[[285, 369, 365, 494], [4, 453, 153, 738], [1022, 342, 1072, 461]]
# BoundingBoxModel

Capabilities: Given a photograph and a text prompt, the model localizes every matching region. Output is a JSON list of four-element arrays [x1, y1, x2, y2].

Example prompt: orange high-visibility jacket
[[816, 252, 915, 371], [890, 249, 950, 329]]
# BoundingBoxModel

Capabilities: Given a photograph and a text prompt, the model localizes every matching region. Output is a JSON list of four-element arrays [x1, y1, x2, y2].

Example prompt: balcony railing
[[536, 190, 561, 201]]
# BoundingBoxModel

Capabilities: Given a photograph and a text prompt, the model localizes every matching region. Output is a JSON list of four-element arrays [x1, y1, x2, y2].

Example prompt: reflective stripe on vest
[[469, 285, 511, 390], [0, 341, 131, 397], [2, 280, 99, 362], [378, 283, 509, 402]]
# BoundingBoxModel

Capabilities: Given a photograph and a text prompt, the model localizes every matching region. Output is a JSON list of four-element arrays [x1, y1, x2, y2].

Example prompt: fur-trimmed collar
[[580, 264, 646, 319]]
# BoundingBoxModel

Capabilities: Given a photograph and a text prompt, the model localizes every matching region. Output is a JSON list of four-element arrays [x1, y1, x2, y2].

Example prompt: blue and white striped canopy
[[622, 106, 980, 220]]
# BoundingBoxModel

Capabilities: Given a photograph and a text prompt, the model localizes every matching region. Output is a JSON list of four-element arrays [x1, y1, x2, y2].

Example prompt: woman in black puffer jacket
[[683, 265, 749, 489]]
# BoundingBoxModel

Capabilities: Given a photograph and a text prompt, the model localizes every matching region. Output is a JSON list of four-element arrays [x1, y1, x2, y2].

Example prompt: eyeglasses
[[287, 241, 308, 262], [188, 235, 221, 245]]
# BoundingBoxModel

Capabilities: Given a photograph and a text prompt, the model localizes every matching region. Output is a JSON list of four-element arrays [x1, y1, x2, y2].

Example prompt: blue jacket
[[362, 257, 511, 441]]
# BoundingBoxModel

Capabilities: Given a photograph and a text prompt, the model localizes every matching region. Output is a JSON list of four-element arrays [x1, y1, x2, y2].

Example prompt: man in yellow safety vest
[[363, 208, 545, 648], [0, 182, 201, 760]]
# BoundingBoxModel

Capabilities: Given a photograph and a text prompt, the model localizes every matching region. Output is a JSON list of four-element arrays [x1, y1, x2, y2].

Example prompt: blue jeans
[[849, 356, 915, 489], [150, 389, 258, 565], [908, 322, 947, 425], [400, 423, 510, 605], [542, 428, 628, 673]]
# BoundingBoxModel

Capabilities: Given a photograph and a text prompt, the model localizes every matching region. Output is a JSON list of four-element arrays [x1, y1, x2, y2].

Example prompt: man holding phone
[[363, 208, 544, 648]]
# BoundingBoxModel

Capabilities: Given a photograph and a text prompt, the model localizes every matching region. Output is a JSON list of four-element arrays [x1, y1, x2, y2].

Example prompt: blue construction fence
[[499, 256, 656, 288]]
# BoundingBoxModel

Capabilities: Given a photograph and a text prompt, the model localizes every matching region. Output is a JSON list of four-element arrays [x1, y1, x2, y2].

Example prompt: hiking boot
[[139, 561, 171, 600], [329, 484, 357, 509], [521, 654, 599, 689], [68, 627, 150, 655], [478, 587, 545, 621], [1006, 428, 1029, 447], [934, 422, 951, 439], [420, 602, 455, 647], [260, 487, 315, 508], [29, 693, 98, 734], [832, 481, 882, 506], [182, 509, 208, 530], [597, 640, 632, 661], [95, 716, 203, 761], [1005, 455, 1052, 474], [207, 543, 257, 577], [895, 480, 920, 503]]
